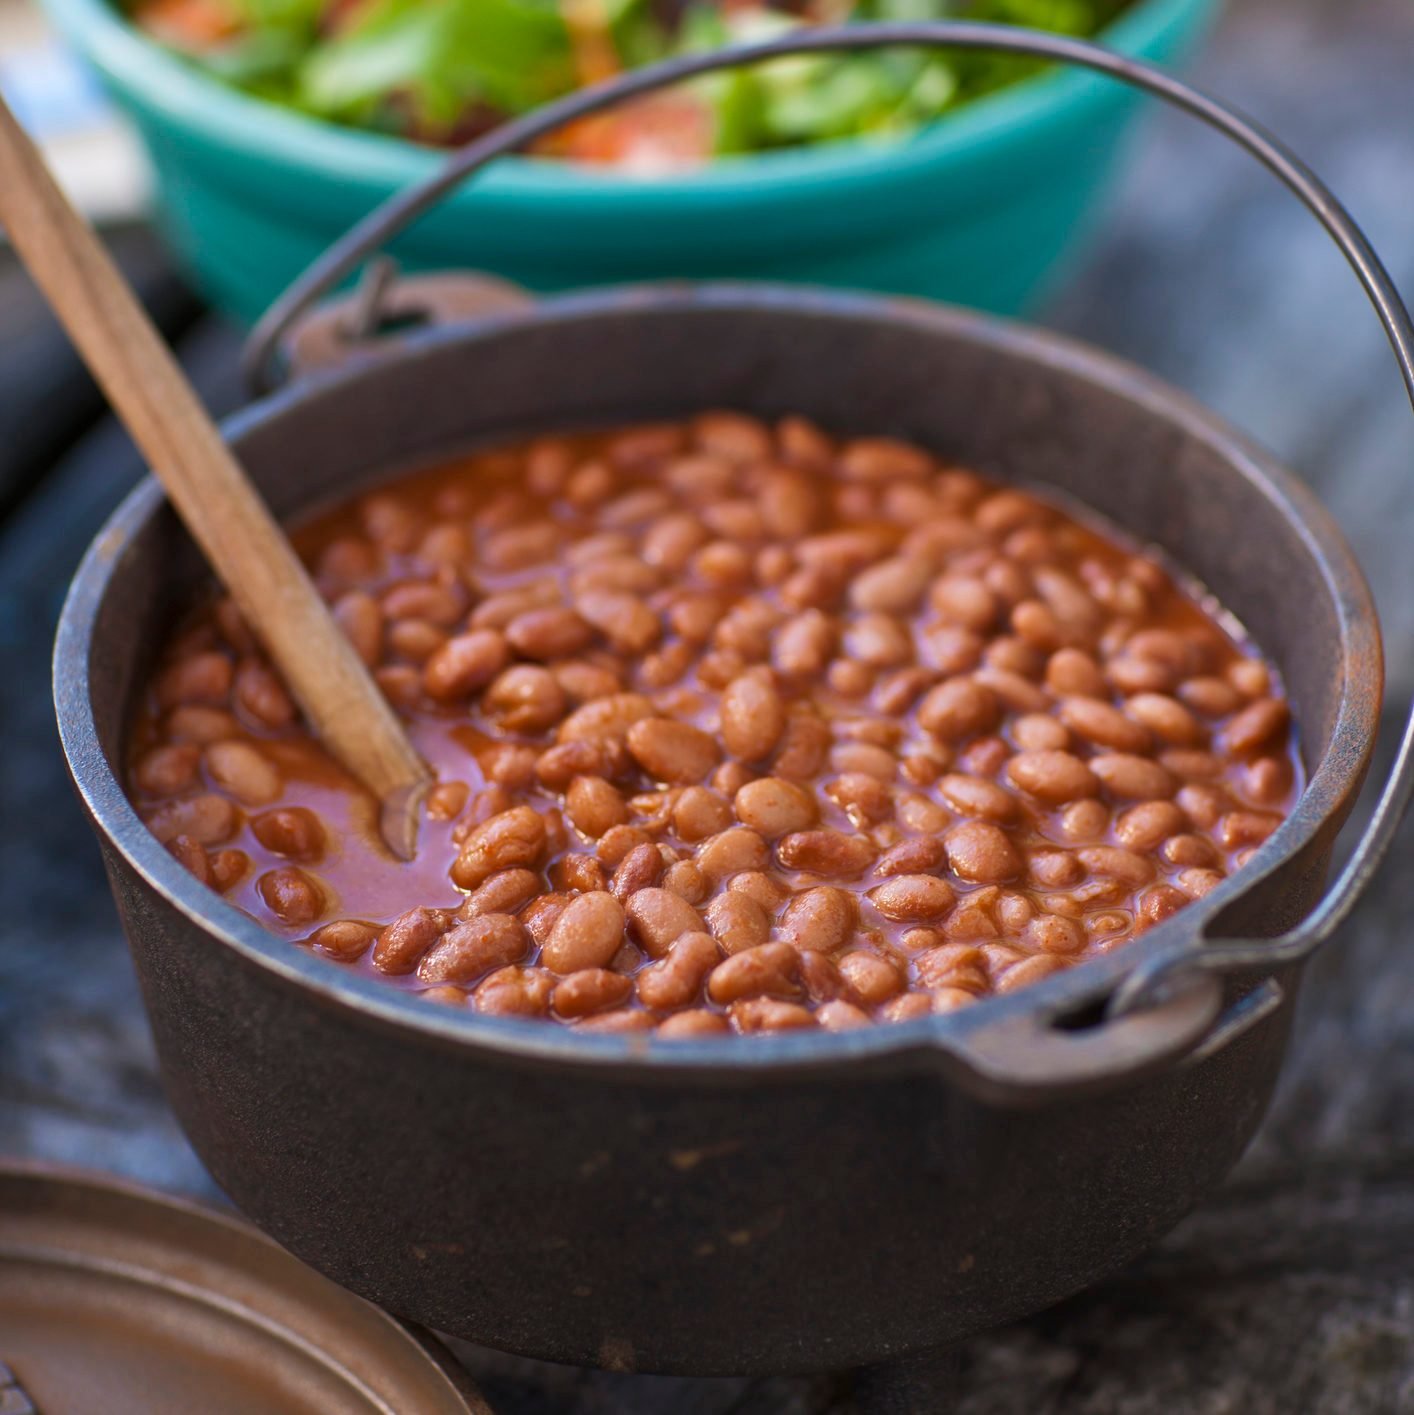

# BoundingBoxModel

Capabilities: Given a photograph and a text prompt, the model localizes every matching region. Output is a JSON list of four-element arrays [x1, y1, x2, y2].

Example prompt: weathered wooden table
[[1, 0, 1410, 1408]]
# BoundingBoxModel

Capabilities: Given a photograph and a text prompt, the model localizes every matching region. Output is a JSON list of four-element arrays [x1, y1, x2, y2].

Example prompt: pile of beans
[[128, 414, 1300, 1036]]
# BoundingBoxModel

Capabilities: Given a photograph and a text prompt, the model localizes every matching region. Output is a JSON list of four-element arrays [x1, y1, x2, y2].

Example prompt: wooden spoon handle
[[0, 96, 430, 853]]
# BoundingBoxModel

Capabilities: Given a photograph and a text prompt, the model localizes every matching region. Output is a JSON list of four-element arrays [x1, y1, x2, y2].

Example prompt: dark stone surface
[[0, 0, 1410, 1408], [0, 225, 201, 520]]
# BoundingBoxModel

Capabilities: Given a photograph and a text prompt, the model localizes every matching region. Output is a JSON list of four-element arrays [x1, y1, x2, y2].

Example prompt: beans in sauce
[[128, 414, 1301, 1036]]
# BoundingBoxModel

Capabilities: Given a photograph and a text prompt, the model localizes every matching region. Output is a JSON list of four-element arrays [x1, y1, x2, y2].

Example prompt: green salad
[[129, 0, 1132, 168]]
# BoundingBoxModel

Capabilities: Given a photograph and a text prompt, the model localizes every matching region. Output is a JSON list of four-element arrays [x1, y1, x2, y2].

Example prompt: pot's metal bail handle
[[242, 22, 1414, 1096]]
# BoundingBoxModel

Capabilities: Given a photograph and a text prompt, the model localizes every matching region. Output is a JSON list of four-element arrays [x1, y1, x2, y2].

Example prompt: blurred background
[[1, 0, 1411, 1409]]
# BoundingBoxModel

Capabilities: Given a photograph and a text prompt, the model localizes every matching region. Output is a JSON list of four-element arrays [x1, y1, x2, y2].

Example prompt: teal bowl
[[42, 0, 1218, 325]]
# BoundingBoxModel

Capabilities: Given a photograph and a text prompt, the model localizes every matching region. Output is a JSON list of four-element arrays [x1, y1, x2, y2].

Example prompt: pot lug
[[944, 971, 1223, 1106], [280, 263, 534, 386]]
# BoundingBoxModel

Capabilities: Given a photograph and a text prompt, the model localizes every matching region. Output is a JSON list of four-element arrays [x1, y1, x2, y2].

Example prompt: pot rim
[[54, 283, 1382, 1079]]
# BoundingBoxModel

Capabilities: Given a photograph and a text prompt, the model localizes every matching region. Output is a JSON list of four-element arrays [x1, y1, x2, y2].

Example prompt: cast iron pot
[[54, 27, 1414, 1378]]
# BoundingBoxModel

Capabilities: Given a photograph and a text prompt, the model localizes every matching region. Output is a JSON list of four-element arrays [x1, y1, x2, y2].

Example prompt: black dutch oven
[[54, 26, 1414, 1379]]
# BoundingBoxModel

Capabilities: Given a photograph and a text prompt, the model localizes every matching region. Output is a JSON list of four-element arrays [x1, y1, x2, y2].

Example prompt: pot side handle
[[242, 22, 1414, 1100]]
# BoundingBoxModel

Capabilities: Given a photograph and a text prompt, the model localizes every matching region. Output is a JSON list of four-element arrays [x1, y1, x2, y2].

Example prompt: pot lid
[[0, 1162, 491, 1415]]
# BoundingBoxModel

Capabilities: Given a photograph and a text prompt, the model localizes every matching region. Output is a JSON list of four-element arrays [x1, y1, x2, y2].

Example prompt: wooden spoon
[[0, 95, 432, 858]]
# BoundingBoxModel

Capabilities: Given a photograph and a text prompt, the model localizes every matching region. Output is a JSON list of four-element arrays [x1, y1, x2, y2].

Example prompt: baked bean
[[164, 705, 241, 745], [1059, 697, 1151, 753], [663, 859, 709, 903], [695, 827, 771, 881], [373, 905, 450, 974], [869, 874, 956, 922], [1162, 833, 1220, 869], [423, 630, 510, 701], [310, 919, 377, 961], [535, 739, 621, 792], [636, 932, 721, 1010], [558, 693, 655, 744], [733, 998, 818, 1032], [707, 943, 800, 1004], [773, 610, 837, 678], [625, 718, 719, 785], [1246, 755, 1295, 807], [1027, 851, 1084, 889], [133, 743, 201, 797], [1225, 698, 1291, 755], [1125, 692, 1205, 746], [472, 583, 559, 630], [1160, 749, 1226, 781], [719, 671, 788, 763], [1090, 754, 1175, 800], [1175, 784, 1226, 829], [168, 835, 210, 884], [944, 823, 1022, 884], [427, 781, 470, 821], [553, 854, 607, 893], [657, 1009, 731, 1038], [625, 887, 703, 957], [1005, 750, 1098, 805], [1078, 846, 1155, 886], [565, 776, 628, 839], [705, 890, 772, 954], [132, 418, 1297, 1034], [1056, 798, 1109, 843], [252, 807, 324, 861], [1228, 659, 1273, 699], [875, 837, 948, 877], [205, 740, 282, 806], [1138, 884, 1190, 929], [1011, 713, 1069, 752], [209, 848, 249, 892], [1176, 867, 1227, 899], [729, 871, 791, 913], [770, 712, 832, 782], [917, 679, 1000, 742], [824, 773, 891, 828], [850, 557, 932, 614], [596, 824, 653, 868], [541, 891, 626, 974], [1115, 801, 1186, 852], [521, 893, 570, 947], [609, 842, 665, 901], [1045, 648, 1107, 698], [460, 868, 541, 920], [831, 951, 899, 1005], [996, 954, 1068, 992], [553, 968, 634, 1018], [145, 792, 239, 846], [1023, 915, 1085, 954], [885, 992, 941, 1020], [668, 786, 731, 843], [155, 652, 233, 709], [1219, 810, 1283, 850], [474, 966, 555, 1016], [374, 665, 422, 711], [1180, 675, 1243, 717], [733, 777, 817, 838], [777, 830, 876, 878], [234, 658, 296, 729], [818, 999, 873, 1030], [451, 806, 547, 889], [485, 666, 567, 734], [938, 774, 1017, 822], [418, 915, 528, 983]]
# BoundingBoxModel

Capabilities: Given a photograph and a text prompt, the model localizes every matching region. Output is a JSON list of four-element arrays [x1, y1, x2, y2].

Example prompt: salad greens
[[130, 0, 1132, 167]]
